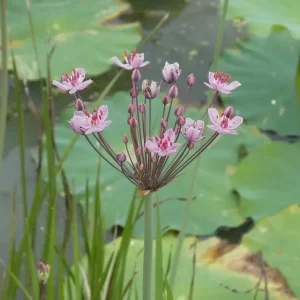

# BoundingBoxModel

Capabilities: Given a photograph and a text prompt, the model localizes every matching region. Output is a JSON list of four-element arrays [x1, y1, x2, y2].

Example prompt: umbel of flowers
[[53, 49, 242, 194]]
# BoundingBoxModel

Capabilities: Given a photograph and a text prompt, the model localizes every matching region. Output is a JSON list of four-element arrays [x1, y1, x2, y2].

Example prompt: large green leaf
[[218, 31, 300, 135], [231, 142, 300, 220], [243, 206, 300, 298], [35, 91, 270, 236], [66, 236, 283, 299], [226, 0, 300, 39], [3, 0, 141, 80]]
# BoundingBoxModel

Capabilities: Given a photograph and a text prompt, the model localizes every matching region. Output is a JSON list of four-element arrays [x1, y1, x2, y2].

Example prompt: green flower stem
[[143, 192, 153, 300], [169, 0, 229, 288], [0, 0, 8, 173]]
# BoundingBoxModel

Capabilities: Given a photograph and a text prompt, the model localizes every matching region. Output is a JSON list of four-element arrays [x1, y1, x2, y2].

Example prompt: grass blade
[[155, 197, 163, 300]]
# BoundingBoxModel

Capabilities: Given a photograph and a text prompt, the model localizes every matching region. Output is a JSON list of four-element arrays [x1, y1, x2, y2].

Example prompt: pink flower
[[110, 48, 150, 70], [207, 107, 243, 135], [204, 72, 241, 94], [142, 79, 160, 99], [181, 118, 205, 142], [69, 105, 112, 135], [69, 111, 92, 135], [162, 62, 181, 83], [52, 68, 93, 94], [145, 129, 180, 156]]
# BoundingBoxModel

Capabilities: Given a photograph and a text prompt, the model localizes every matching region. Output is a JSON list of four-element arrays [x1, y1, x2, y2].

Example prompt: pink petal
[[84, 127, 97, 135], [208, 108, 220, 126], [195, 120, 204, 130], [140, 61, 150, 67], [207, 124, 219, 132], [218, 87, 232, 95], [208, 72, 215, 85], [184, 117, 194, 127], [203, 82, 213, 90], [145, 140, 159, 152], [69, 87, 78, 94], [98, 105, 109, 119], [164, 128, 175, 141], [77, 79, 93, 91], [225, 81, 241, 91], [229, 116, 243, 129], [110, 57, 132, 70], [52, 80, 71, 91], [73, 68, 86, 83], [226, 129, 238, 135]]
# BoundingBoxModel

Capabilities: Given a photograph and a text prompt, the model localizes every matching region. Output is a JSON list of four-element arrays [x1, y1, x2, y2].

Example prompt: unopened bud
[[168, 84, 178, 98], [139, 103, 146, 113], [116, 152, 126, 163], [130, 87, 139, 98], [174, 127, 180, 134], [223, 106, 233, 118], [139, 163, 144, 171], [75, 98, 84, 111], [128, 104, 135, 114], [129, 117, 138, 127], [187, 73, 196, 86], [37, 261, 50, 284], [176, 115, 185, 126], [136, 147, 142, 156], [160, 118, 167, 128], [162, 62, 181, 83], [162, 96, 170, 105], [188, 141, 195, 149], [151, 156, 157, 163], [131, 68, 141, 82], [122, 135, 128, 143], [175, 106, 183, 117]]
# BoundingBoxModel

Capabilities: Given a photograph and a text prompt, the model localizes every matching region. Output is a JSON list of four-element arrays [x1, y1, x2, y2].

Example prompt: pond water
[[0, 0, 246, 274]]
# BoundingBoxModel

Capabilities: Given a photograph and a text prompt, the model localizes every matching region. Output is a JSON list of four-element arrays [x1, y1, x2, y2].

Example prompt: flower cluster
[[53, 49, 242, 193]]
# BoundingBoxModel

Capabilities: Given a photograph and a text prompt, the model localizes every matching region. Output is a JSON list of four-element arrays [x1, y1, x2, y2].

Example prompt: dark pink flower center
[[214, 72, 231, 84]]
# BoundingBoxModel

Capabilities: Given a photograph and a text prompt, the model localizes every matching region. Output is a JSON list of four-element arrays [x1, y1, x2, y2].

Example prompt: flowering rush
[[53, 49, 242, 193]]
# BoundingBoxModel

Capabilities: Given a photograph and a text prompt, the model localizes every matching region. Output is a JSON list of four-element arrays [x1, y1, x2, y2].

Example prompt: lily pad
[[218, 31, 300, 135], [243, 206, 300, 298], [231, 141, 300, 220], [226, 0, 300, 39], [35, 91, 270, 236], [66, 235, 283, 299], [4, 0, 141, 80]]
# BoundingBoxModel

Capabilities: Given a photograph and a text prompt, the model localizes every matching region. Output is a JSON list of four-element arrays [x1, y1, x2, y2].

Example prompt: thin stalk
[[143, 193, 153, 300], [0, 0, 8, 173], [169, 0, 229, 287]]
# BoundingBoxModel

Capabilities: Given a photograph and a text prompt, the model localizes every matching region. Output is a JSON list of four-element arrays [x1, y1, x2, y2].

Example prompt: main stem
[[143, 192, 153, 300]]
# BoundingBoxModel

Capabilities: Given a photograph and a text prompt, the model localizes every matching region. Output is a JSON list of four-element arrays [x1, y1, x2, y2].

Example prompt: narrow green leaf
[[164, 280, 174, 300]]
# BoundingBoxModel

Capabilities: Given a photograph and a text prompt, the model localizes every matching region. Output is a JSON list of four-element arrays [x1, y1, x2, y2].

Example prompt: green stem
[[143, 192, 153, 300], [0, 0, 8, 173], [169, 0, 229, 288]]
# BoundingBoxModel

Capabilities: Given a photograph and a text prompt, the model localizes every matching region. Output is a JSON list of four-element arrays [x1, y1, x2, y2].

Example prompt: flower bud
[[139, 103, 146, 113], [128, 104, 135, 114], [116, 152, 126, 163], [142, 80, 160, 99], [75, 98, 84, 111], [187, 73, 196, 86], [176, 115, 185, 126], [223, 106, 233, 119], [188, 141, 195, 149], [175, 106, 183, 117], [139, 163, 144, 171], [136, 147, 142, 156], [129, 117, 138, 127], [122, 134, 128, 144], [37, 261, 50, 284], [162, 96, 170, 105], [162, 62, 181, 83], [174, 127, 180, 134], [151, 156, 156, 163], [130, 87, 139, 98], [131, 68, 141, 82], [160, 118, 167, 128], [168, 84, 178, 98]]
